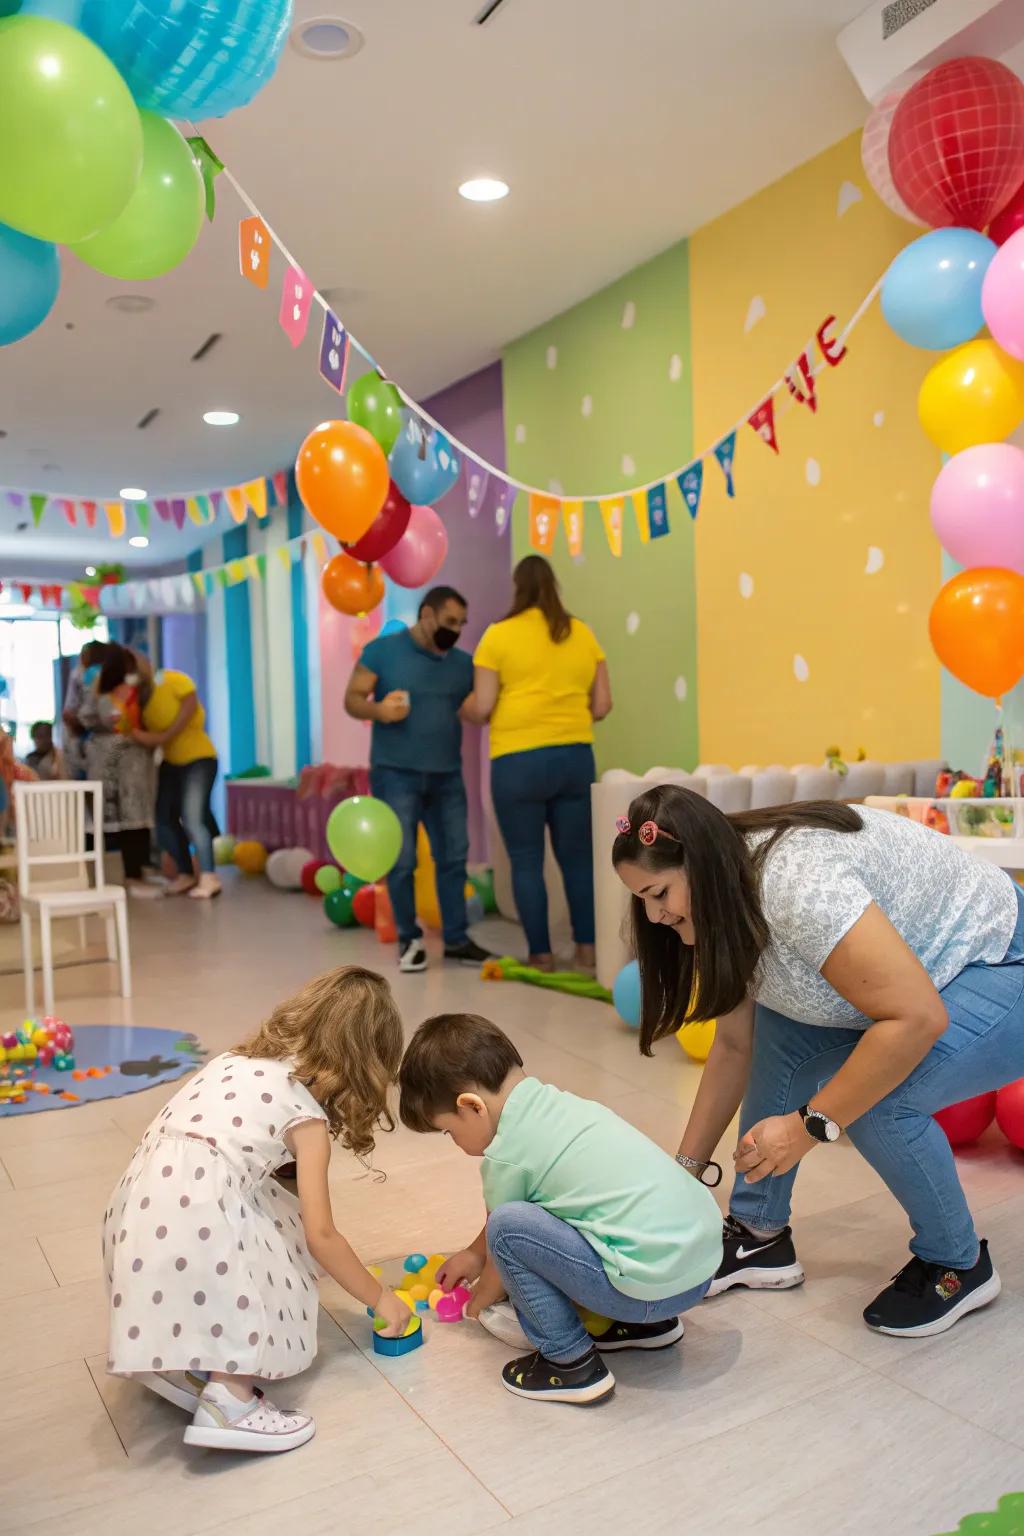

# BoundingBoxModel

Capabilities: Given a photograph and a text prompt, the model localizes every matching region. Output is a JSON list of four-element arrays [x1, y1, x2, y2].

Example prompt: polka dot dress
[[104, 1053, 327, 1381]]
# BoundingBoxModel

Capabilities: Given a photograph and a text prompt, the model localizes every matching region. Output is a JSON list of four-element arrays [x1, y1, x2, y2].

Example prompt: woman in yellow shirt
[[470, 556, 611, 971], [134, 669, 221, 899]]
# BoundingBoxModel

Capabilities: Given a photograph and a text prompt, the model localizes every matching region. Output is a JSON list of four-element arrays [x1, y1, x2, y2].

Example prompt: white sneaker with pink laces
[[183, 1382, 315, 1453]]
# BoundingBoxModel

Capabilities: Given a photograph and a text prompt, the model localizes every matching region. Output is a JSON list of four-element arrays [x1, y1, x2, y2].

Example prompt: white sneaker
[[138, 1368, 207, 1412], [476, 1301, 532, 1350], [184, 1385, 315, 1454], [399, 941, 428, 973]]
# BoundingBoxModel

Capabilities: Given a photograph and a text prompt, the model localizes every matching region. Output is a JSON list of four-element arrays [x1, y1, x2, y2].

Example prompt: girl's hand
[[437, 1249, 484, 1292], [733, 1113, 816, 1183], [374, 1288, 414, 1339]]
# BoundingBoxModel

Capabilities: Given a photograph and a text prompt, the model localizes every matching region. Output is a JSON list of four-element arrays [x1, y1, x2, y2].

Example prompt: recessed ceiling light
[[129, 535, 149, 549], [458, 177, 509, 203], [203, 409, 240, 427], [290, 16, 364, 59], [106, 294, 156, 314], [120, 487, 146, 501]]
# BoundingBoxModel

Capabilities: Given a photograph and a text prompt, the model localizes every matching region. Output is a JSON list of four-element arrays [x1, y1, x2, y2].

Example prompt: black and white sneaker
[[707, 1215, 805, 1297], [592, 1317, 684, 1352], [444, 939, 493, 967], [399, 941, 428, 974], [863, 1239, 1000, 1338], [501, 1346, 614, 1404]]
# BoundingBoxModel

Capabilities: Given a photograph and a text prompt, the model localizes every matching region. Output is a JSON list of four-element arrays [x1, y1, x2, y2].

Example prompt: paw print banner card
[[528, 494, 559, 555], [319, 310, 350, 393], [279, 265, 313, 348], [239, 215, 270, 289]]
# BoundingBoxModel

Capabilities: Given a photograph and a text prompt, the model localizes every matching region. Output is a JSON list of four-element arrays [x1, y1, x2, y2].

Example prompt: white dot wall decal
[[621, 300, 636, 330], [626, 612, 640, 635], [865, 546, 885, 575], [581, 394, 593, 417], [514, 423, 527, 444], [793, 655, 810, 683], [548, 478, 564, 495], [837, 180, 863, 216], [674, 676, 688, 702], [738, 573, 754, 599], [546, 345, 558, 370], [621, 453, 636, 477], [744, 295, 766, 333], [668, 354, 683, 382], [805, 458, 821, 487], [873, 410, 885, 427]]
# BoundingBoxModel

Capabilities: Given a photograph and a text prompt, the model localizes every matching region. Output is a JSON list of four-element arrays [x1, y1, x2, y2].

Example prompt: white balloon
[[860, 92, 925, 227], [265, 846, 314, 890]]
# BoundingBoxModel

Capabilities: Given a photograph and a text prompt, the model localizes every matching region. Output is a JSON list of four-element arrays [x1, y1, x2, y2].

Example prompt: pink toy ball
[[934, 1091, 997, 1148], [434, 1284, 472, 1322], [995, 1078, 1024, 1149]]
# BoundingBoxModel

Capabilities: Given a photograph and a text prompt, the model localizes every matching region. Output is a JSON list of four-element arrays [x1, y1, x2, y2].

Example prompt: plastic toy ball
[[677, 1019, 717, 1063], [233, 840, 268, 877], [428, 1287, 444, 1310], [403, 1253, 427, 1274], [407, 1283, 430, 1304], [995, 1078, 1024, 1149], [612, 960, 641, 1029], [435, 1284, 472, 1322], [419, 1253, 446, 1287], [934, 1091, 997, 1148]]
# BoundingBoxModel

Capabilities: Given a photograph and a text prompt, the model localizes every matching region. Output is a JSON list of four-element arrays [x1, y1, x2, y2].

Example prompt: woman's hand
[[374, 1288, 414, 1338], [131, 728, 163, 748], [733, 1113, 816, 1183], [437, 1248, 484, 1292]]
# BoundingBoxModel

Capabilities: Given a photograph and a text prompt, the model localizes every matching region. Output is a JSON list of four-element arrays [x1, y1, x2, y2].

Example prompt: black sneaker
[[444, 939, 493, 967], [592, 1317, 684, 1352], [863, 1239, 1001, 1338], [706, 1215, 805, 1297], [501, 1346, 614, 1405], [399, 941, 428, 974]]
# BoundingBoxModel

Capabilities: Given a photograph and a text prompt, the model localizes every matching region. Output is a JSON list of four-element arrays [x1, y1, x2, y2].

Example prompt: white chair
[[14, 781, 131, 1016]]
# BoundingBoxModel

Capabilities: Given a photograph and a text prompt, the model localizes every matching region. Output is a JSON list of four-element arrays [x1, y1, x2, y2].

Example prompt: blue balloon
[[382, 579, 430, 629], [379, 619, 406, 638], [80, 0, 292, 119], [881, 228, 996, 351], [0, 222, 59, 346], [389, 416, 462, 506], [612, 960, 642, 1030]]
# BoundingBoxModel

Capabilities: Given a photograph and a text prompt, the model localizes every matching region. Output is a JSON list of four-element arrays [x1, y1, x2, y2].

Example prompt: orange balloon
[[322, 553, 385, 617], [929, 566, 1024, 698], [295, 420, 389, 542]]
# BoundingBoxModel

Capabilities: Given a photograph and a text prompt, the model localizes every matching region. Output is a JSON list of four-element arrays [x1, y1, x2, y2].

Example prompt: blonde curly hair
[[233, 965, 403, 1158]]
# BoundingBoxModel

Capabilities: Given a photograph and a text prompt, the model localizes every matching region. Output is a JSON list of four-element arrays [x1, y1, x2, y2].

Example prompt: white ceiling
[[0, 0, 873, 573]]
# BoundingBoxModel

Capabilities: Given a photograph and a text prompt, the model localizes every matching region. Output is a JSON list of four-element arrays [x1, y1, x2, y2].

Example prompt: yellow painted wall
[[690, 133, 942, 766]]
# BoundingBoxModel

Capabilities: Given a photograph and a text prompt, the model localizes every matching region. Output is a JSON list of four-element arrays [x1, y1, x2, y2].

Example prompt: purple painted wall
[[422, 361, 510, 861]]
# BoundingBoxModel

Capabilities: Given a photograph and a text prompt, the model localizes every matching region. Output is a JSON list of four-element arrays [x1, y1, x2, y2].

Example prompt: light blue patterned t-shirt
[[749, 807, 1018, 1028]]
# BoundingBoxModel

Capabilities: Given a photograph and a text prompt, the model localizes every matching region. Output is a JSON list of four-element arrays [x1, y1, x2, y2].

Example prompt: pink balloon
[[930, 443, 1024, 572], [982, 226, 1024, 362], [860, 92, 925, 227], [379, 504, 448, 588]]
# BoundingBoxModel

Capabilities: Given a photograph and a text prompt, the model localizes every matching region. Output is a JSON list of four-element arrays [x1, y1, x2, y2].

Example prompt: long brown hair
[[612, 786, 863, 1055], [505, 554, 572, 642], [233, 965, 404, 1157]]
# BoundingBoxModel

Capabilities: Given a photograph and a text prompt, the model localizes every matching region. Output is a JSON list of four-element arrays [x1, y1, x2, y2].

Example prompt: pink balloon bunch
[[380, 504, 448, 588], [982, 227, 1024, 363], [931, 443, 1024, 574]]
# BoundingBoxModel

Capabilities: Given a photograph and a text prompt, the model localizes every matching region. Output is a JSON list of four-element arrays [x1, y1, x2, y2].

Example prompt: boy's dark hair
[[399, 1013, 523, 1133], [419, 585, 467, 619], [30, 721, 53, 737]]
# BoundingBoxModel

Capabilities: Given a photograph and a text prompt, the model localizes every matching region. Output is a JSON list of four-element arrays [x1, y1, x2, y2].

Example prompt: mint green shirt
[[480, 1078, 723, 1301]]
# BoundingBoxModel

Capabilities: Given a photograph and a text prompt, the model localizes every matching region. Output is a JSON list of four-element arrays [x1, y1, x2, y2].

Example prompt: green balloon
[[314, 864, 342, 895], [348, 374, 403, 455], [326, 795, 402, 883], [324, 886, 356, 927], [69, 110, 204, 279], [0, 16, 143, 243]]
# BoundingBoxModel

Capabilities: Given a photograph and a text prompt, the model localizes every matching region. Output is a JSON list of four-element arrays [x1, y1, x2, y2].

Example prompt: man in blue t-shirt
[[345, 585, 491, 974]]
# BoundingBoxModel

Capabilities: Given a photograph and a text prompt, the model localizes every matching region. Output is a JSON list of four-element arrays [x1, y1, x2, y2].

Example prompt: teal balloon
[[0, 221, 58, 344], [80, 0, 292, 119], [326, 795, 402, 883], [881, 228, 996, 350], [324, 886, 356, 928], [612, 960, 641, 1030], [379, 619, 406, 637], [389, 417, 462, 506]]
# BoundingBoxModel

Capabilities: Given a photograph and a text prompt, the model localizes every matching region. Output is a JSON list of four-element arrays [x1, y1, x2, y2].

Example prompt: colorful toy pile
[[0, 1016, 76, 1103]]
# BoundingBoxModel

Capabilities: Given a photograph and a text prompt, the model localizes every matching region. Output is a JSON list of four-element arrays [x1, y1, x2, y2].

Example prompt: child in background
[[104, 966, 411, 1454], [399, 1014, 723, 1405], [24, 721, 66, 781]]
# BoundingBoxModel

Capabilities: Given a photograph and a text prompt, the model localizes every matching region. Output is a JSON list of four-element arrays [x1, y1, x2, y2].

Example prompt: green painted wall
[[502, 240, 696, 774]]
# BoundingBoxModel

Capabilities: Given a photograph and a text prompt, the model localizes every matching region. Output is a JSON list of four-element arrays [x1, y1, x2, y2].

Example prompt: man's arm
[[344, 662, 409, 724]]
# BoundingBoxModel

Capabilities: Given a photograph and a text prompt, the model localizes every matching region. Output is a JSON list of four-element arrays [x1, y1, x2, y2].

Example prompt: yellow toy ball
[[419, 1253, 445, 1287], [233, 840, 268, 876], [428, 1287, 444, 1311], [918, 339, 1024, 456], [407, 1283, 430, 1304], [577, 1306, 611, 1336], [677, 1019, 717, 1063]]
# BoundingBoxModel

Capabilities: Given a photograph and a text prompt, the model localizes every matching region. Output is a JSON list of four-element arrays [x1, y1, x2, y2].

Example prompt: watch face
[[806, 1111, 840, 1143], [823, 1118, 841, 1142]]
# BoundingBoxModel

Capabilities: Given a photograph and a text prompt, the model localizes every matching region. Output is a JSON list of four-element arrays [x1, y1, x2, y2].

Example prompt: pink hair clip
[[638, 821, 660, 846], [615, 816, 631, 835]]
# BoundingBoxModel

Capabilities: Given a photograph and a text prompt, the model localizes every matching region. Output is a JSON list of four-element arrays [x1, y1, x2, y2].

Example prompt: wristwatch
[[675, 1152, 723, 1187], [798, 1104, 842, 1143]]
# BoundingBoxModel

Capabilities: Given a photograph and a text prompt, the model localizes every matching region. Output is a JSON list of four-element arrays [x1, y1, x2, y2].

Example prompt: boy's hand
[[374, 1289, 414, 1338], [437, 1249, 483, 1292]]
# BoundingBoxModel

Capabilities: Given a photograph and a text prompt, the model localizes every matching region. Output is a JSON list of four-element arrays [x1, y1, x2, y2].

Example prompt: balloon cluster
[[0, 0, 291, 345], [296, 374, 457, 619], [869, 57, 1024, 700]]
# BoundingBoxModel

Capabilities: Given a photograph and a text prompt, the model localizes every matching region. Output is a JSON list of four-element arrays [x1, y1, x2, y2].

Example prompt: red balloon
[[344, 480, 411, 563], [300, 859, 329, 897], [995, 1078, 1024, 1148], [352, 883, 376, 928], [991, 178, 1024, 246], [934, 1092, 997, 1148], [889, 58, 1024, 230]]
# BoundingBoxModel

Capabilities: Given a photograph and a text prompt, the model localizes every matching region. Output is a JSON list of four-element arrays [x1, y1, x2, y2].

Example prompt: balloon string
[[205, 139, 888, 506]]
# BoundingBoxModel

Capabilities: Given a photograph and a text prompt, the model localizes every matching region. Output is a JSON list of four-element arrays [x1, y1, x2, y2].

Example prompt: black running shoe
[[863, 1239, 1001, 1338], [501, 1346, 614, 1404], [592, 1316, 685, 1352], [399, 941, 428, 974], [707, 1215, 805, 1297], [444, 939, 493, 967]]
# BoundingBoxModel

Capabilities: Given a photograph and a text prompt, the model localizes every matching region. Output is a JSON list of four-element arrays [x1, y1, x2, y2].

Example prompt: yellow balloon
[[677, 1019, 717, 1062], [414, 824, 442, 929], [918, 339, 1024, 455]]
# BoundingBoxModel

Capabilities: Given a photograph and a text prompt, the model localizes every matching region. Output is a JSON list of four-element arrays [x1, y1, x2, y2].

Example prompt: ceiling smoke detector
[[106, 294, 156, 315], [290, 16, 364, 59]]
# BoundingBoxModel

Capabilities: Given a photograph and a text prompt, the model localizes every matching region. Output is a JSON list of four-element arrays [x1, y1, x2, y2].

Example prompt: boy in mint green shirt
[[399, 1012, 723, 1405]]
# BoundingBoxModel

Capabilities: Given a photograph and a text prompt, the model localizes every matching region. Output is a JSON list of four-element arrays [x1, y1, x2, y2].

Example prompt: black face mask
[[433, 625, 460, 652]]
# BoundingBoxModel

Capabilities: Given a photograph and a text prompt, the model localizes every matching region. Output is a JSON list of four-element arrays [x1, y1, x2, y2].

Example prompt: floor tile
[[1, 1276, 108, 1373], [38, 1223, 104, 1286], [1, 1125, 134, 1191], [0, 1233, 58, 1302], [0, 1171, 114, 1238]]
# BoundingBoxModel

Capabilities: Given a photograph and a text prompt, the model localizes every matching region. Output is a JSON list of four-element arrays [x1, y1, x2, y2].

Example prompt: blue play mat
[[0, 1026, 204, 1116]]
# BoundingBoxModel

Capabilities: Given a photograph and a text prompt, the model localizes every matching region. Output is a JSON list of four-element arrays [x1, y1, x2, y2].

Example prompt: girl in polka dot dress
[[103, 965, 412, 1454]]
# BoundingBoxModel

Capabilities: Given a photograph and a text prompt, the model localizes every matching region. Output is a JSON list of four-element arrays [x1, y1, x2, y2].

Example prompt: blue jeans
[[487, 1202, 712, 1364], [370, 765, 468, 948], [490, 743, 596, 955], [155, 757, 219, 874], [732, 884, 1024, 1268]]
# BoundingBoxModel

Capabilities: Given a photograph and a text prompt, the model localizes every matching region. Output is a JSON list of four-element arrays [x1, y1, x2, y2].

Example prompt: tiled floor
[[2, 876, 1023, 1535]]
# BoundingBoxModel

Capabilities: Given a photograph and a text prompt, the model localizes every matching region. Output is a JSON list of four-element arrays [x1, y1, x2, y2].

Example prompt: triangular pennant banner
[[225, 487, 247, 523], [713, 432, 737, 497], [195, 494, 212, 523], [246, 554, 261, 581], [785, 350, 818, 413], [466, 466, 490, 520], [186, 498, 205, 526], [528, 494, 559, 555], [30, 493, 46, 528], [677, 462, 703, 519], [59, 498, 77, 527], [186, 135, 224, 222], [244, 479, 267, 519], [494, 489, 515, 535], [275, 545, 292, 571], [104, 500, 125, 537], [217, 568, 229, 590], [6, 491, 24, 510], [647, 483, 670, 540], [18, 583, 33, 604], [256, 553, 267, 580], [135, 502, 151, 533], [748, 396, 779, 454], [630, 492, 650, 544], [310, 532, 328, 565], [598, 498, 624, 558], [81, 499, 97, 528], [562, 500, 584, 557], [227, 559, 246, 585], [154, 498, 172, 522], [239, 214, 270, 289], [171, 498, 187, 530], [191, 572, 205, 596], [209, 490, 224, 517], [279, 264, 313, 348], [318, 309, 349, 392], [271, 471, 288, 507]]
